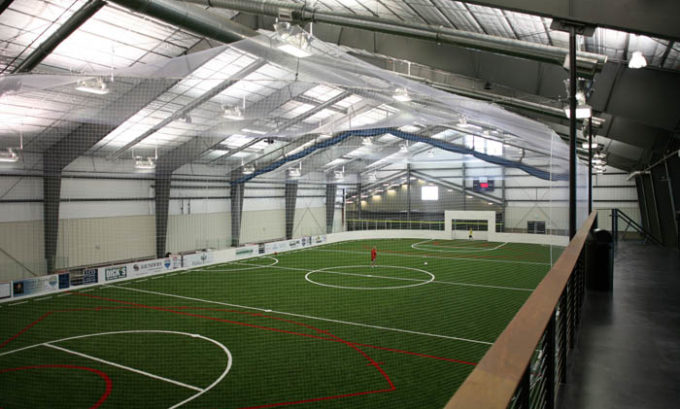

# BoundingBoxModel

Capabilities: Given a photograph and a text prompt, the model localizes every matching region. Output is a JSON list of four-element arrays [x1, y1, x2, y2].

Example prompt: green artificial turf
[[0, 239, 562, 408]]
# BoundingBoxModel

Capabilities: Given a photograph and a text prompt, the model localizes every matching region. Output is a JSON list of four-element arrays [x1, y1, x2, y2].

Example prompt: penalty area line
[[108, 285, 492, 346]]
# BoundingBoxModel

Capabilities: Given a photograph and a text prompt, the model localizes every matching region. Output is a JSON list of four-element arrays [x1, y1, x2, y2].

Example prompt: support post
[[406, 165, 412, 224], [43, 166, 62, 272], [284, 181, 298, 240], [230, 181, 244, 247], [154, 175, 171, 258], [546, 313, 556, 409], [356, 181, 362, 230], [325, 183, 337, 234], [569, 25, 577, 239], [588, 117, 593, 214]]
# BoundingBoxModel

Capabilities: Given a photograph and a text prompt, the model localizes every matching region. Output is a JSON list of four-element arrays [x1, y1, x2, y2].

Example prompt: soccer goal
[[445, 210, 496, 240]]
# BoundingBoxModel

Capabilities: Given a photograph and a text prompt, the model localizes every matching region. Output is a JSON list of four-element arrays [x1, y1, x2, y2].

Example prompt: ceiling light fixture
[[392, 88, 411, 102], [274, 22, 312, 58], [135, 157, 156, 170], [0, 148, 19, 163], [75, 78, 109, 95], [628, 51, 647, 69], [564, 104, 592, 119], [223, 105, 244, 121], [362, 137, 373, 146], [241, 128, 267, 135]]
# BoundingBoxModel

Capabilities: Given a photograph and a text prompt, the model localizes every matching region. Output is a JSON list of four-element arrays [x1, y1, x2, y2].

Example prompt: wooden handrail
[[444, 211, 597, 409]]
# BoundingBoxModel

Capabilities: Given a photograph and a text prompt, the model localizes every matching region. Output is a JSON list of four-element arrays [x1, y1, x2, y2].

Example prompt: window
[[527, 221, 546, 234], [421, 185, 438, 201]]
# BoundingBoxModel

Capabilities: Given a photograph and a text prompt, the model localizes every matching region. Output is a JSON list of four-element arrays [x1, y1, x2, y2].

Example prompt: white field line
[[80, 288, 94, 293], [137, 279, 148, 282], [44, 343, 203, 392], [0, 330, 232, 409], [109, 285, 492, 346], [150, 276, 164, 280], [304, 268, 532, 292], [310, 248, 551, 266], [35, 296, 53, 302], [8, 301, 28, 306], [56, 293, 71, 297], [213, 261, 530, 292], [412, 239, 509, 252]]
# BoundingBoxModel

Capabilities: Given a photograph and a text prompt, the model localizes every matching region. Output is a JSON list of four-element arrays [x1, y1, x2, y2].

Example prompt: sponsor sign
[[131, 259, 170, 277], [58, 273, 70, 289], [235, 246, 258, 259], [70, 268, 98, 286], [258, 243, 265, 254], [105, 265, 127, 281], [183, 251, 214, 267], [0, 282, 10, 299], [314, 235, 327, 244], [12, 275, 60, 297], [289, 239, 300, 249]]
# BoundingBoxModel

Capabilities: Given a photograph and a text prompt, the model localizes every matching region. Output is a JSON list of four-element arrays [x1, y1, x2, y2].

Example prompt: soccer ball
[[424, 262, 428, 265]]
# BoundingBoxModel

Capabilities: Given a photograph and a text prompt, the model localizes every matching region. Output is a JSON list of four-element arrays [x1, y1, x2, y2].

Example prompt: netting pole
[[569, 25, 577, 239]]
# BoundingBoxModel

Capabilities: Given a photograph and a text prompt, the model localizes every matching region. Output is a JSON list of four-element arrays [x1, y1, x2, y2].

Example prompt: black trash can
[[586, 229, 614, 291]]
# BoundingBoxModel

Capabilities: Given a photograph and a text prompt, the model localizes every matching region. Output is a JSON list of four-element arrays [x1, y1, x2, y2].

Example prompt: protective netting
[[0, 27, 589, 278]]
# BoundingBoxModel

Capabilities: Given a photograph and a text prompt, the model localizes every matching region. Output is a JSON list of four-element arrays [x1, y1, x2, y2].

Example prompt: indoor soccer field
[[0, 238, 561, 409]]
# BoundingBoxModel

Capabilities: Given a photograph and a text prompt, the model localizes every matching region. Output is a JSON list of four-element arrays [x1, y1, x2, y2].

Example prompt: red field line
[[3, 291, 394, 408], [0, 364, 112, 409], [0, 293, 479, 408], [0, 312, 52, 349]]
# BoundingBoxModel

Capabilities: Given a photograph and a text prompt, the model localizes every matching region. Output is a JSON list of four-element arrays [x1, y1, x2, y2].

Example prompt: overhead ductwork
[[109, 0, 258, 43], [181, 0, 607, 77]]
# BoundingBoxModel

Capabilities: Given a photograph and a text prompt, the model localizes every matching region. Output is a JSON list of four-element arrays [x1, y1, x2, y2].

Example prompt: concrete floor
[[558, 241, 680, 409]]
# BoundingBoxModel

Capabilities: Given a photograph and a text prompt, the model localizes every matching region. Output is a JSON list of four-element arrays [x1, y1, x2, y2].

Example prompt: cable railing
[[445, 211, 597, 409]]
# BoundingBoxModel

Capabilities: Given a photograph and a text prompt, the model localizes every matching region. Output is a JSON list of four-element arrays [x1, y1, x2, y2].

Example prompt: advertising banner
[[0, 283, 10, 299], [58, 273, 70, 289], [288, 239, 301, 249], [235, 246, 257, 259], [314, 235, 327, 244], [12, 275, 60, 297], [183, 251, 214, 267], [70, 268, 98, 286], [104, 265, 127, 281]]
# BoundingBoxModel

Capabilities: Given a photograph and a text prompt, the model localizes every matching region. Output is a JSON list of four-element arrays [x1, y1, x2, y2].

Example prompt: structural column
[[43, 164, 62, 272], [568, 25, 577, 239], [230, 181, 245, 247], [154, 175, 171, 258], [325, 183, 337, 234], [284, 181, 298, 240]]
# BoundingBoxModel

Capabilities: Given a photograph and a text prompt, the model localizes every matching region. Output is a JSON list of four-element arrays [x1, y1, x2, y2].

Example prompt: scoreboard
[[472, 177, 494, 192]]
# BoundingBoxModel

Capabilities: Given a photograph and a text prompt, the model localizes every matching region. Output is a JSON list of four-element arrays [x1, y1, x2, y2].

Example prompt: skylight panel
[[303, 109, 336, 124], [303, 85, 344, 102]]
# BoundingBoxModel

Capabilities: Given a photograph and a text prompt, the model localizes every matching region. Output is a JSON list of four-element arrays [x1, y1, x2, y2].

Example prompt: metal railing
[[611, 208, 663, 246], [445, 211, 596, 409]]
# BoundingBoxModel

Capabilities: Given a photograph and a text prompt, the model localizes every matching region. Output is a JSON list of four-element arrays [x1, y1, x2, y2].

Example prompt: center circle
[[305, 265, 435, 290]]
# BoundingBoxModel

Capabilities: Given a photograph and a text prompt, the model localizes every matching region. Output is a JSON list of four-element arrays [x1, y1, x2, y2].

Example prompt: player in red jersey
[[370, 246, 377, 268]]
